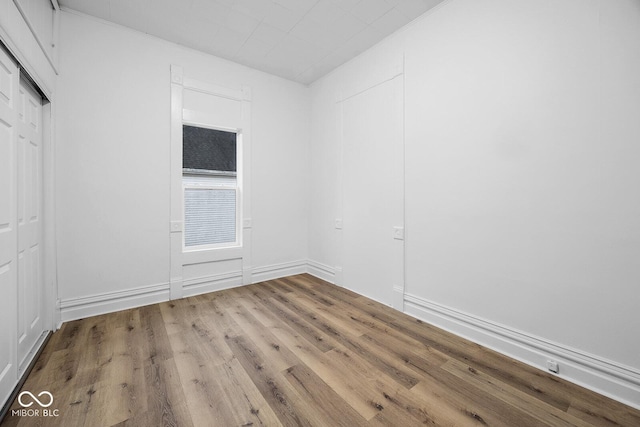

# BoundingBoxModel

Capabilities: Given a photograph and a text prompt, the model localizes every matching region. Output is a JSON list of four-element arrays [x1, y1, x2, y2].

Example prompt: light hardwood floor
[[2, 274, 639, 426]]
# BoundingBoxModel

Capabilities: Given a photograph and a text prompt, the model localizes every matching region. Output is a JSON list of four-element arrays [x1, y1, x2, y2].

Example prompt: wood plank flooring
[[2, 274, 639, 426]]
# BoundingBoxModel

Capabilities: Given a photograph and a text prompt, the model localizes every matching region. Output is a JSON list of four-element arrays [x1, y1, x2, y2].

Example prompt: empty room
[[1, 0, 639, 425]]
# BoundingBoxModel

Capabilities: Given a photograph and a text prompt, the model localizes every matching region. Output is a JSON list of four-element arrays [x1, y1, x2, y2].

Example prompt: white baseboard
[[252, 260, 307, 283], [392, 285, 404, 311], [182, 271, 243, 297], [60, 282, 170, 322], [404, 293, 640, 411], [306, 260, 336, 283], [58, 260, 312, 322]]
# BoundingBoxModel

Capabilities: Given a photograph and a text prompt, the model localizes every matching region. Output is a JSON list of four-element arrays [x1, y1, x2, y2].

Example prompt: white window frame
[[170, 65, 253, 300], [181, 122, 242, 251]]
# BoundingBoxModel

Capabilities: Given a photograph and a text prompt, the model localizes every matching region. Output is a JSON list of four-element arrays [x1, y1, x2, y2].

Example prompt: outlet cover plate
[[393, 226, 404, 240]]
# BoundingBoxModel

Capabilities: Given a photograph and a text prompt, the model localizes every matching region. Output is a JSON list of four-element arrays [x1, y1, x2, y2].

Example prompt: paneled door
[[16, 75, 45, 373], [0, 45, 19, 406], [0, 45, 46, 406]]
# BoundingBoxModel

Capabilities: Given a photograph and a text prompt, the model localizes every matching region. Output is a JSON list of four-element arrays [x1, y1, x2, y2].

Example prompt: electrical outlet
[[546, 360, 559, 374], [393, 226, 404, 240]]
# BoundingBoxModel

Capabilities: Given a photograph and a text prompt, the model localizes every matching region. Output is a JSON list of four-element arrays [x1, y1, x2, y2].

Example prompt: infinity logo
[[18, 391, 54, 408]]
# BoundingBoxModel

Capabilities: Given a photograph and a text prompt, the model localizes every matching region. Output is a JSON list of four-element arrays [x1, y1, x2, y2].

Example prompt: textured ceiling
[[58, 0, 445, 85]]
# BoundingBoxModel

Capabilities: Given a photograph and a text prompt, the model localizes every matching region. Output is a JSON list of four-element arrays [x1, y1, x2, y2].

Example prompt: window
[[182, 125, 239, 249]]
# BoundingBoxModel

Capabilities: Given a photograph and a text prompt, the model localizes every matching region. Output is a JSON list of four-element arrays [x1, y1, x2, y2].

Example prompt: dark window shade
[[183, 125, 236, 172]]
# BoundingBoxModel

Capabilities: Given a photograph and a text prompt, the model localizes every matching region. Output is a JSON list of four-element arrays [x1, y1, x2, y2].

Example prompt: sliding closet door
[[0, 46, 46, 405], [0, 45, 19, 406], [16, 77, 44, 373]]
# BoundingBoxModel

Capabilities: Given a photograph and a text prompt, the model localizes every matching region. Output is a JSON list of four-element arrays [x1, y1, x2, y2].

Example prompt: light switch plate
[[335, 219, 343, 229], [170, 221, 182, 232]]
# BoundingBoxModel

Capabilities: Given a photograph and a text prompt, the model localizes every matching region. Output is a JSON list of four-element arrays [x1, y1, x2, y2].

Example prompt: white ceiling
[[58, 0, 445, 85]]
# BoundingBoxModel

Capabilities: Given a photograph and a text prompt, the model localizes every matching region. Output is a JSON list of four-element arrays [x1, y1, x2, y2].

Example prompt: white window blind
[[184, 185, 237, 247]]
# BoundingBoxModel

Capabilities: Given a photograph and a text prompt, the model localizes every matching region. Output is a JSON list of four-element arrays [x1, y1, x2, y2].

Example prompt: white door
[[0, 46, 19, 406], [0, 46, 47, 405], [16, 76, 45, 373], [341, 76, 404, 306]]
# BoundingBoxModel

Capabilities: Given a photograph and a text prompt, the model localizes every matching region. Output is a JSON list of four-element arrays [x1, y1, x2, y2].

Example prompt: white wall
[[56, 11, 309, 316], [309, 0, 640, 408], [405, 0, 640, 367]]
